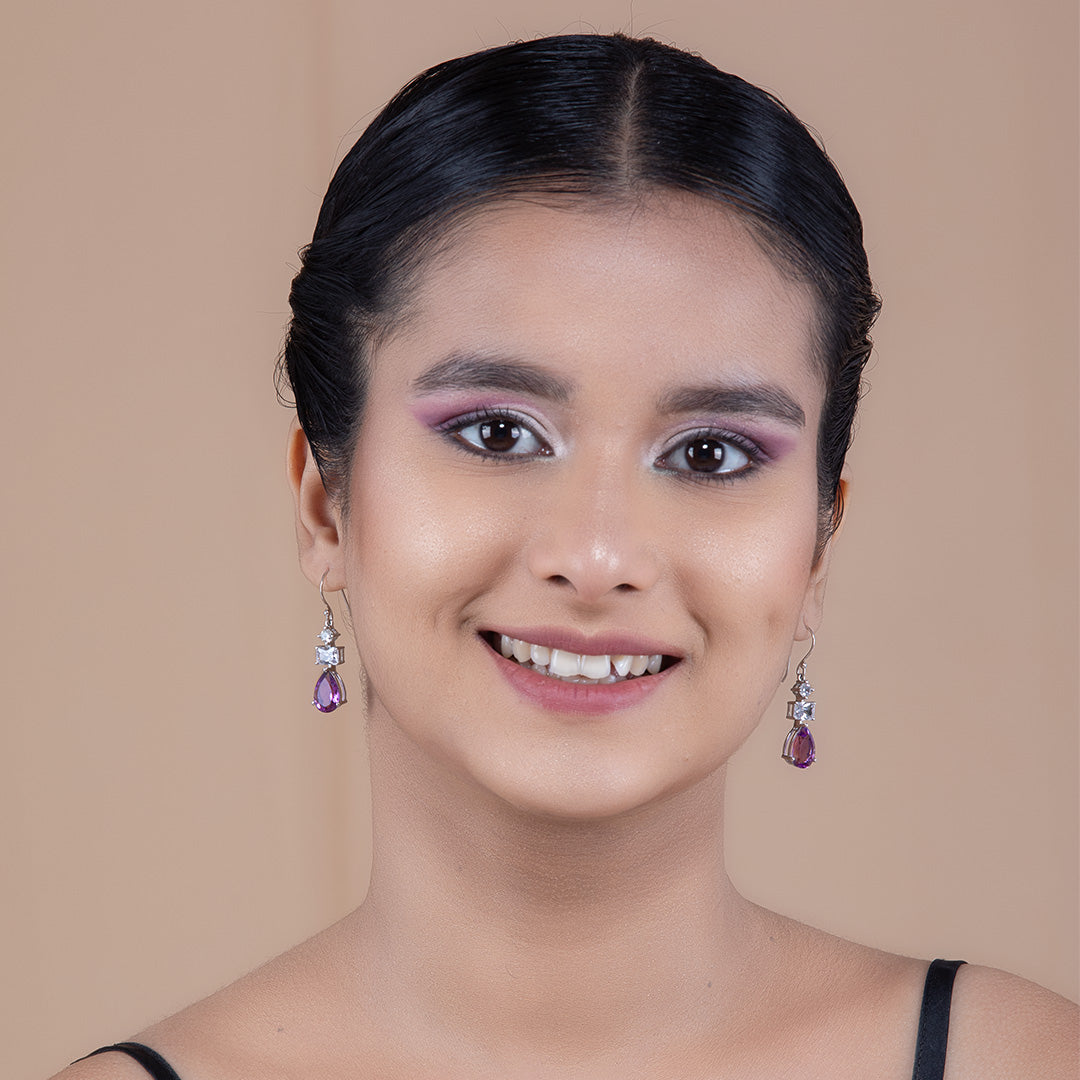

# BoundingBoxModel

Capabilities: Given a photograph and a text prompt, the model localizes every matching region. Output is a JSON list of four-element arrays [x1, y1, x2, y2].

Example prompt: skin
[[53, 195, 1077, 1080], [320, 194, 830, 823]]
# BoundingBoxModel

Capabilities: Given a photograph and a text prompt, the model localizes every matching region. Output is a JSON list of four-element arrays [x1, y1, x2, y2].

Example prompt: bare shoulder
[[748, 911, 1076, 1080], [47, 917, 365, 1080], [945, 964, 1078, 1080], [48, 1053, 152, 1080]]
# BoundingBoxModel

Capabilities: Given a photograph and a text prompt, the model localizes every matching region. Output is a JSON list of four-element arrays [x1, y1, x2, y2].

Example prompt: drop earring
[[781, 631, 816, 768], [312, 570, 346, 713]]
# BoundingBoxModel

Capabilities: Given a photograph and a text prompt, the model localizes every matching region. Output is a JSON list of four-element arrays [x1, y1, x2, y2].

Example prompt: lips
[[480, 630, 679, 685]]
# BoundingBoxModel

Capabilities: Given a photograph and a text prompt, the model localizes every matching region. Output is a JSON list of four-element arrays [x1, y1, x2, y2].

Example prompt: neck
[[347, 715, 769, 1069]]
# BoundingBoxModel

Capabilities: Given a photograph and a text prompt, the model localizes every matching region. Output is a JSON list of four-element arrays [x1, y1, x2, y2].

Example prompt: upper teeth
[[498, 634, 663, 683]]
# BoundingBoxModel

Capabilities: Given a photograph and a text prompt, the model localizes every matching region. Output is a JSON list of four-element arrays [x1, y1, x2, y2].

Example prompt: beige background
[[2, 1, 1076, 1075]]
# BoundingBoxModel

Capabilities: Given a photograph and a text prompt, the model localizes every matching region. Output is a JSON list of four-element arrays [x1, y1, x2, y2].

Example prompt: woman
[[58, 33, 1076, 1080]]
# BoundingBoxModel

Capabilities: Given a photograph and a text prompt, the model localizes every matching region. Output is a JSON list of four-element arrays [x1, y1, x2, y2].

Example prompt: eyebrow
[[657, 383, 806, 427], [411, 352, 575, 404], [411, 351, 805, 427]]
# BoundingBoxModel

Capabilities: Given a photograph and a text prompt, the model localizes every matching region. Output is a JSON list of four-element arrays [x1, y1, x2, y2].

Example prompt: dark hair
[[280, 33, 878, 544]]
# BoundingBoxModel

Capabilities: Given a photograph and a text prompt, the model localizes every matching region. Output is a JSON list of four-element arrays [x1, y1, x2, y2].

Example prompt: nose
[[525, 462, 661, 603]]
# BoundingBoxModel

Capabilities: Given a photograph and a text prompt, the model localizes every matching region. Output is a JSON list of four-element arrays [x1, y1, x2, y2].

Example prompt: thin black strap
[[74, 1042, 182, 1080], [911, 959, 966, 1080]]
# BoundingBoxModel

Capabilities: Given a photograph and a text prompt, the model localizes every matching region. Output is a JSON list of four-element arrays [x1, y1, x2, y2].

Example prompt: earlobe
[[799, 477, 849, 636], [286, 420, 345, 589]]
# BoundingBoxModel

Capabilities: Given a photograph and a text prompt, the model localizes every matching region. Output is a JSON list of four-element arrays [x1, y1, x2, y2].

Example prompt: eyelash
[[436, 408, 553, 459], [436, 410, 765, 481], [655, 427, 765, 484]]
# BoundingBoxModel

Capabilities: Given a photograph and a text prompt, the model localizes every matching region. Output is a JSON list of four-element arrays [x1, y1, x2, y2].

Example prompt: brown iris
[[684, 437, 727, 472], [479, 419, 521, 452]]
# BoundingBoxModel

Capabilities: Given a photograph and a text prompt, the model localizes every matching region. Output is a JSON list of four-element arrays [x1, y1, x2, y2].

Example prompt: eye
[[444, 411, 552, 458], [656, 432, 756, 478]]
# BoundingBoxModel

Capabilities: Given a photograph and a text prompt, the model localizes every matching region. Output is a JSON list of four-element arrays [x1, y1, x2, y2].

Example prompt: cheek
[[680, 485, 819, 714], [687, 488, 819, 606], [682, 504, 818, 747], [344, 430, 519, 620]]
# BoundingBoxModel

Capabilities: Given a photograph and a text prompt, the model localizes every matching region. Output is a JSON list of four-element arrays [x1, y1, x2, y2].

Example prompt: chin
[[468, 750, 727, 826]]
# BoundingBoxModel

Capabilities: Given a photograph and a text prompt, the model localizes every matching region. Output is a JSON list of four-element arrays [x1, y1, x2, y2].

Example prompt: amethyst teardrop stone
[[313, 669, 344, 713], [782, 724, 815, 768]]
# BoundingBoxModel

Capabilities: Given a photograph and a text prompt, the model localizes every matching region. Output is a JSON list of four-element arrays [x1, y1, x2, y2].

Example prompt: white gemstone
[[788, 700, 815, 723], [319, 626, 338, 644], [316, 645, 343, 666]]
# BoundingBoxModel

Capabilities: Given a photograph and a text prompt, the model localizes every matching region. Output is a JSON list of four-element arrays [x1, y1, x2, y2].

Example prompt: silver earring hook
[[319, 569, 352, 625], [319, 568, 333, 627], [796, 630, 816, 678], [781, 629, 816, 683]]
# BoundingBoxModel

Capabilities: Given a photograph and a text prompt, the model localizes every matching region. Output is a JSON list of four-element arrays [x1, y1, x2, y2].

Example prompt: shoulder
[[48, 918, 373, 1079], [48, 1051, 154, 1080], [945, 964, 1078, 1079], [755, 915, 1076, 1079]]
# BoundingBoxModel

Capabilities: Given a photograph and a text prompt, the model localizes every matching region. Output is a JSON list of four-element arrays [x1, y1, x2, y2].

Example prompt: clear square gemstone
[[316, 645, 343, 666], [788, 700, 815, 723]]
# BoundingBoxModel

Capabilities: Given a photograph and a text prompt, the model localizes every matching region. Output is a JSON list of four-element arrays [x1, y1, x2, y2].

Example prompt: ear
[[798, 476, 849, 637], [286, 420, 345, 590]]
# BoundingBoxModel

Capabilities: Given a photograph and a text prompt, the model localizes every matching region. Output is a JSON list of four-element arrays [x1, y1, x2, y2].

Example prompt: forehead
[[376, 193, 822, 404]]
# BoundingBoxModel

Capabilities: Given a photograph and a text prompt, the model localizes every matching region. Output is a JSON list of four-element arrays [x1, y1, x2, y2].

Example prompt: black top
[[76, 959, 966, 1080], [76, 1041, 181, 1080], [911, 959, 966, 1080]]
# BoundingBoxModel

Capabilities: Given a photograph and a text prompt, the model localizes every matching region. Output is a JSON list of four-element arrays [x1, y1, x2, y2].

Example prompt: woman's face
[[309, 193, 830, 820]]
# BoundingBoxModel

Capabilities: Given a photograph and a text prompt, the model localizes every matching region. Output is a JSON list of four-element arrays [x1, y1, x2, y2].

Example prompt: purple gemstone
[[782, 724, 815, 768], [313, 669, 343, 713]]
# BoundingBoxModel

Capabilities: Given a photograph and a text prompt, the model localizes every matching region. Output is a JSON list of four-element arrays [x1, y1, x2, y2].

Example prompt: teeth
[[580, 654, 611, 680], [492, 635, 668, 685], [548, 649, 581, 678]]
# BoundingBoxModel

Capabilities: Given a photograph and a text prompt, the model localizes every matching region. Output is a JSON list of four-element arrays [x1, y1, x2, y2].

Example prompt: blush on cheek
[[692, 504, 817, 588], [356, 449, 516, 610], [705, 556, 809, 630]]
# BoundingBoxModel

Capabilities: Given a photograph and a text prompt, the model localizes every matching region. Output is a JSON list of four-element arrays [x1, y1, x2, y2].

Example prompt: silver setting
[[312, 569, 346, 712], [781, 631, 817, 768]]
